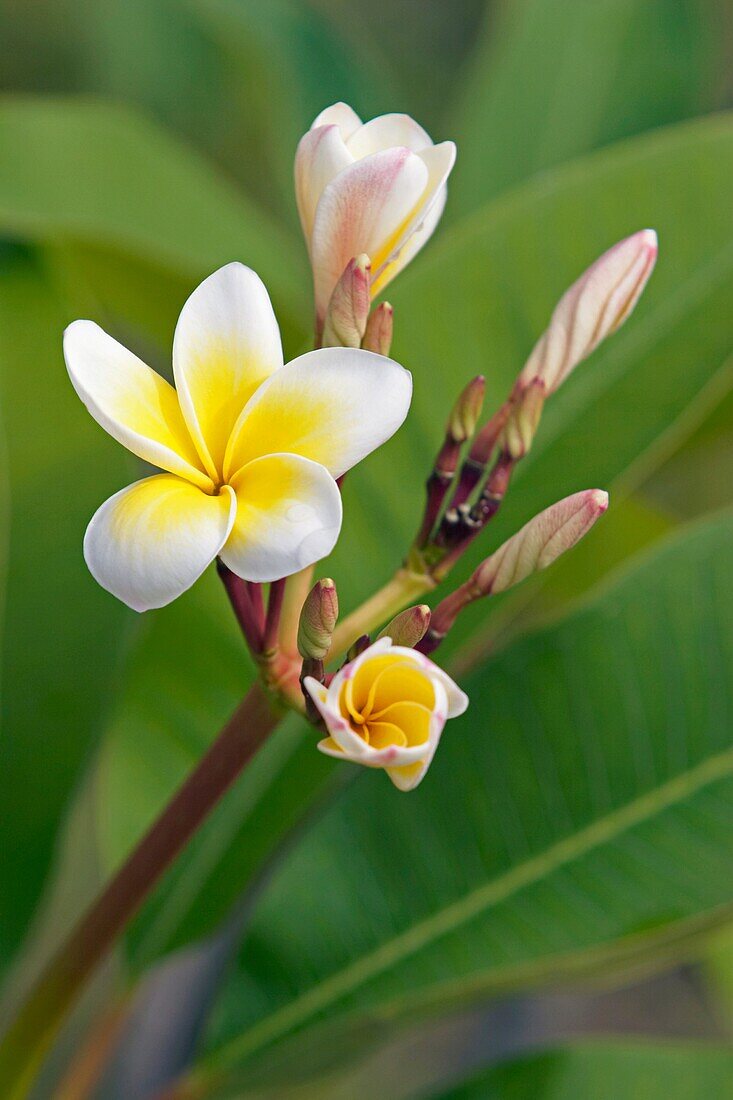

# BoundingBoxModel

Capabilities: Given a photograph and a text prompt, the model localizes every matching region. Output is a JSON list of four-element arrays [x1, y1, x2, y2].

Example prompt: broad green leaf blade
[[441, 1041, 733, 1100], [190, 0, 402, 225], [0, 247, 133, 968], [0, 97, 308, 331], [201, 510, 733, 1080], [451, 0, 724, 215]]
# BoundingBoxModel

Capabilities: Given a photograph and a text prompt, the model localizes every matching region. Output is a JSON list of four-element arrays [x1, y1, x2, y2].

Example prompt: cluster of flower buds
[[411, 228, 657, 581], [292, 227, 656, 788]]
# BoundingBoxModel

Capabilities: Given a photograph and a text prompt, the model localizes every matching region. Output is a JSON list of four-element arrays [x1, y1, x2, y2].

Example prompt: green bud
[[378, 605, 431, 648], [297, 578, 339, 660], [448, 375, 486, 444]]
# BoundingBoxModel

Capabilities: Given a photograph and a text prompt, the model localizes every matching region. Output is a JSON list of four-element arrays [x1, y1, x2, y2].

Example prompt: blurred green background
[[1, 1, 733, 1097]]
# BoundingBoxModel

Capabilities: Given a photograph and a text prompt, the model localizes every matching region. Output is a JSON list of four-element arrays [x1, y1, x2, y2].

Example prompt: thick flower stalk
[[304, 636, 467, 790], [65, 262, 412, 612], [295, 102, 456, 331]]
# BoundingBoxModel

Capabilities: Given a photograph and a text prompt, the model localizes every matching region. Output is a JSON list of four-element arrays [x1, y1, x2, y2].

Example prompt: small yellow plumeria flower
[[295, 103, 456, 329], [304, 637, 468, 791], [65, 263, 412, 611]]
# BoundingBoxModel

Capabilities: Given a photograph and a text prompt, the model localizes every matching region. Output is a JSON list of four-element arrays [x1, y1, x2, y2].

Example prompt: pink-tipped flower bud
[[378, 604, 432, 648], [473, 489, 609, 596], [501, 377, 546, 459], [298, 578, 339, 660], [518, 229, 657, 396], [448, 375, 486, 444], [362, 301, 394, 356], [322, 255, 371, 348]]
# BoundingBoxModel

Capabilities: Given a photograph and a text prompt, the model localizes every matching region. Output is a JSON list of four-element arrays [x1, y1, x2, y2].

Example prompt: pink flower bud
[[518, 230, 657, 395], [362, 301, 394, 356], [295, 103, 456, 327], [501, 377, 546, 459], [378, 604, 431, 647], [473, 489, 609, 595], [448, 375, 486, 444], [298, 578, 339, 660], [321, 255, 371, 348]]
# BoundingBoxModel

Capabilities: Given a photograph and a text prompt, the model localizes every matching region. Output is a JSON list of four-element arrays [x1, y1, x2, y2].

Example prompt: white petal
[[224, 347, 412, 481], [84, 475, 235, 612], [64, 320, 212, 492], [311, 102, 362, 140], [295, 125, 354, 244], [309, 147, 429, 322], [219, 454, 342, 583], [371, 141, 456, 295], [346, 113, 434, 158], [173, 263, 283, 480]]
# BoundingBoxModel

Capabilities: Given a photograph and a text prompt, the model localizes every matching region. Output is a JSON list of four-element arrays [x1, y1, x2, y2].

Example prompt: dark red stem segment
[[262, 579, 287, 655], [217, 560, 264, 651], [415, 438, 461, 548], [0, 683, 280, 1090], [448, 401, 511, 511]]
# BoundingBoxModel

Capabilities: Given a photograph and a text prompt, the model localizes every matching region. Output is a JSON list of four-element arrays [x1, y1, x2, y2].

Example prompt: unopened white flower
[[65, 263, 412, 611], [518, 229, 658, 395], [304, 637, 467, 791], [295, 102, 456, 328]]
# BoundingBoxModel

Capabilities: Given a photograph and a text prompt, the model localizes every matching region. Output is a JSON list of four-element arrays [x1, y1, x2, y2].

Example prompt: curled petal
[[64, 321, 211, 492], [173, 263, 283, 479], [370, 142, 456, 296], [224, 347, 412, 481], [311, 102, 363, 140], [84, 475, 235, 612], [310, 147, 429, 322], [345, 113, 433, 158], [219, 454, 342, 583], [518, 229, 658, 395], [295, 124, 354, 245]]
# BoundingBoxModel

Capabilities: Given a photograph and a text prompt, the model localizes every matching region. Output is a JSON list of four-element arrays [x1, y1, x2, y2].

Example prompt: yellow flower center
[[338, 654, 434, 750]]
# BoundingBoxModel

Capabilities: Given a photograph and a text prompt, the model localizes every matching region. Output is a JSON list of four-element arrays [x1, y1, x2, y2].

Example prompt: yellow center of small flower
[[338, 654, 434, 750]]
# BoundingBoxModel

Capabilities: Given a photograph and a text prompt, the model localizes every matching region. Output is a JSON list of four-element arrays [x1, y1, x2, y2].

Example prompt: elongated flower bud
[[473, 489, 608, 596], [501, 377, 546, 459], [378, 604, 431, 647], [322, 255, 371, 348], [298, 578, 339, 660], [518, 229, 657, 395], [295, 103, 456, 327], [448, 375, 486, 444], [362, 301, 394, 356]]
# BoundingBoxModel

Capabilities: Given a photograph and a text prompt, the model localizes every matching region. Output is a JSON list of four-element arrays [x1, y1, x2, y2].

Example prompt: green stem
[[0, 682, 281, 1098], [329, 567, 435, 658]]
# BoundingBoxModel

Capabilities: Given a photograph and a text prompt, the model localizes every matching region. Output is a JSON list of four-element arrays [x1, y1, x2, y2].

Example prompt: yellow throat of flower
[[339, 653, 434, 749]]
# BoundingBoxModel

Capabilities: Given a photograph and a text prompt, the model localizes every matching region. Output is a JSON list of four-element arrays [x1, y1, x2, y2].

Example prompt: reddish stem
[[0, 684, 280, 1091], [217, 561, 263, 651], [263, 579, 286, 655]]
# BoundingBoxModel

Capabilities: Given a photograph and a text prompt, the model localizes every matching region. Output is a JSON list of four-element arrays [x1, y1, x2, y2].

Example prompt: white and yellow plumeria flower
[[65, 263, 412, 612], [295, 102, 456, 327], [304, 637, 468, 791]]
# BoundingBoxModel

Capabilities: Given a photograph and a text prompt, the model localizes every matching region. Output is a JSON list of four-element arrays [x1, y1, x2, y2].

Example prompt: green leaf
[[190, 0, 401, 225], [0, 246, 134, 968], [451, 0, 725, 214], [0, 96, 308, 332], [441, 1041, 733, 1100], [200, 510, 733, 1082]]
